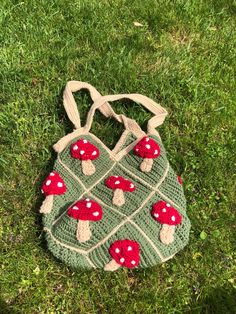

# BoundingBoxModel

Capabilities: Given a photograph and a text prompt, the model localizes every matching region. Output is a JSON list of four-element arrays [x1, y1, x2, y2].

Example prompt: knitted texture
[[41, 131, 191, 270]]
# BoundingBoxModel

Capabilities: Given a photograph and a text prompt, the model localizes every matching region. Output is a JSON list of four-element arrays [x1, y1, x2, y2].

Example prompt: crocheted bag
[[40, 81, 191, 271]]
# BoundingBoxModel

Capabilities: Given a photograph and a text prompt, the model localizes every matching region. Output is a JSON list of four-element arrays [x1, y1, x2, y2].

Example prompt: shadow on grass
[[0, 298, 19, 314], [190, 285, 236, 314]]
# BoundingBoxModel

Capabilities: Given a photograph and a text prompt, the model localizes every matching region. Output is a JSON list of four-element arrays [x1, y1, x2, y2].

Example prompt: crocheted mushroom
[[151, 201, 182, 245], [105, 176, 136, 207], [71, 139, 100, 176], [67, 198, 103, 243], [177, 175, 183, 185], [40, 172, 66, 214], [104, 239, 140, 271], [133, 136, 160, 172]]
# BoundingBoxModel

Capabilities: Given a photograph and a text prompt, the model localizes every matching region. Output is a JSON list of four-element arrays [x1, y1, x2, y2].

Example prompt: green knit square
[[88, 222, 162, 268], [51, 195, 125, 250], [58, 135, 115, 188], [132, 192, 190, 259], [119, 135, 168, 187], [90, 164, 152, 215], [158, 166, 187, 209]]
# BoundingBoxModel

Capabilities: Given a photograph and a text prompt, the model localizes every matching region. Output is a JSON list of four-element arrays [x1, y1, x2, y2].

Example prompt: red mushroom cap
[[108, 239, 140, 268], [151, 201, 182, 226], [105, 176, 136, 192], [41, 171, 66, 196], [177, 175, 183, 185], [71, 139, 100, 161], [67, 198, 103, 221], [133, 136, 160, 159]]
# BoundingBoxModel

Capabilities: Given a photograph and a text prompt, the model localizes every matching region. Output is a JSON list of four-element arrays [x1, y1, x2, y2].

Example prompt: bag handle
[[85, 93, 168, 133], [63, 81, 116, 129]]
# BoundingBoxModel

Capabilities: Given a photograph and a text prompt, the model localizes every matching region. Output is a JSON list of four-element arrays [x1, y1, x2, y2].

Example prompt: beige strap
[[85, 94, 168, 133], [63, 81, 116, 129]]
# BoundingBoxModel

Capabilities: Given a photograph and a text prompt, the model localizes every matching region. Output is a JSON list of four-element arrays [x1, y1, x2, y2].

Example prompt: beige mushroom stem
[[81, 160, 96, 176], [104, 259, 121, 271], [140, 158, 153, 172], [76, 220, 92, 243], [39, 195, 54, 214], [112, 189, 125, 207], [160, 224, 175, 245]]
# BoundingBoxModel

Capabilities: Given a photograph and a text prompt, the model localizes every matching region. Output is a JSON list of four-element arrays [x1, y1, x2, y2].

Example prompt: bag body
[[40, 81, 190, 271]]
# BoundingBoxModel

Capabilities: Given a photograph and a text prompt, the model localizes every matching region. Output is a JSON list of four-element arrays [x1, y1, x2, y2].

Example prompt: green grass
[[1, 0, 236, 313]]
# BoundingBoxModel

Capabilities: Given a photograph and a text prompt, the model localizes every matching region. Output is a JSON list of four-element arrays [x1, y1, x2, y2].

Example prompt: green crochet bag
[[40, 81, 190, 271]]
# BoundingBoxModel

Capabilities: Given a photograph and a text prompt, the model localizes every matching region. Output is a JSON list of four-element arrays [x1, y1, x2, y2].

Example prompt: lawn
[[0, 0, 236, 313]]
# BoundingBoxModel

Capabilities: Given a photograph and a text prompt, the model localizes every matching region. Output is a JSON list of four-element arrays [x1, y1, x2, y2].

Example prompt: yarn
[[71, 139, 100, 161], [41, 132, 190, 269], [104, 239, 140, 270], [133, 137, 160, 159], [67, 198, 103, 243], [151, 201, 182, 225], [133, 136, 161, 172], [41, 172, 66, 196], [71, 139, 100, 176], [39, 82, 190, 269], [151, 200, 182, 245], [40, 172, 66, 214], [105, 175, 136, 192], [67, 199, 103, 221], [105, 175, 136, 206]]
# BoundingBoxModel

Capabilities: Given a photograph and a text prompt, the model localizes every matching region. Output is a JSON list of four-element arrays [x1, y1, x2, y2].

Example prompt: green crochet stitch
[[42, 132, 191, 270]]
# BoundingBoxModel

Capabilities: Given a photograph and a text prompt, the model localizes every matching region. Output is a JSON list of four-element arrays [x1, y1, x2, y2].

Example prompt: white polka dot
[[154, 213, 159, 218], [83, 140, 88, 143], [92, 151, 97, 156], [41, 189, 44, 193], [46, 180, 51, 186], [114, 176, 118, 178], [127, 246, 132, 251], [85, 198, 90, 201], [135, 148, 139, 151], [154, 150, 158, 155], [114, 181, 120, 185], [50, 172, 55, 176], [120, 257, 125, 263], [86, 202, 92, 208], [73, 206, 79, 210], [93, 211, 99, 216], [145, 144, 151, 149], [145, 138, 150, 142], [131, 260, 136, 265], [130, 183, 134, 189], [57, 182, 63, 188], [171, 216, 176, 222], [166, 203, 171, 207], [73, 145, 78, 150], [162, 208, 167, 213], [80, 150, 85, 155], [115, 248, 120, 253]]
